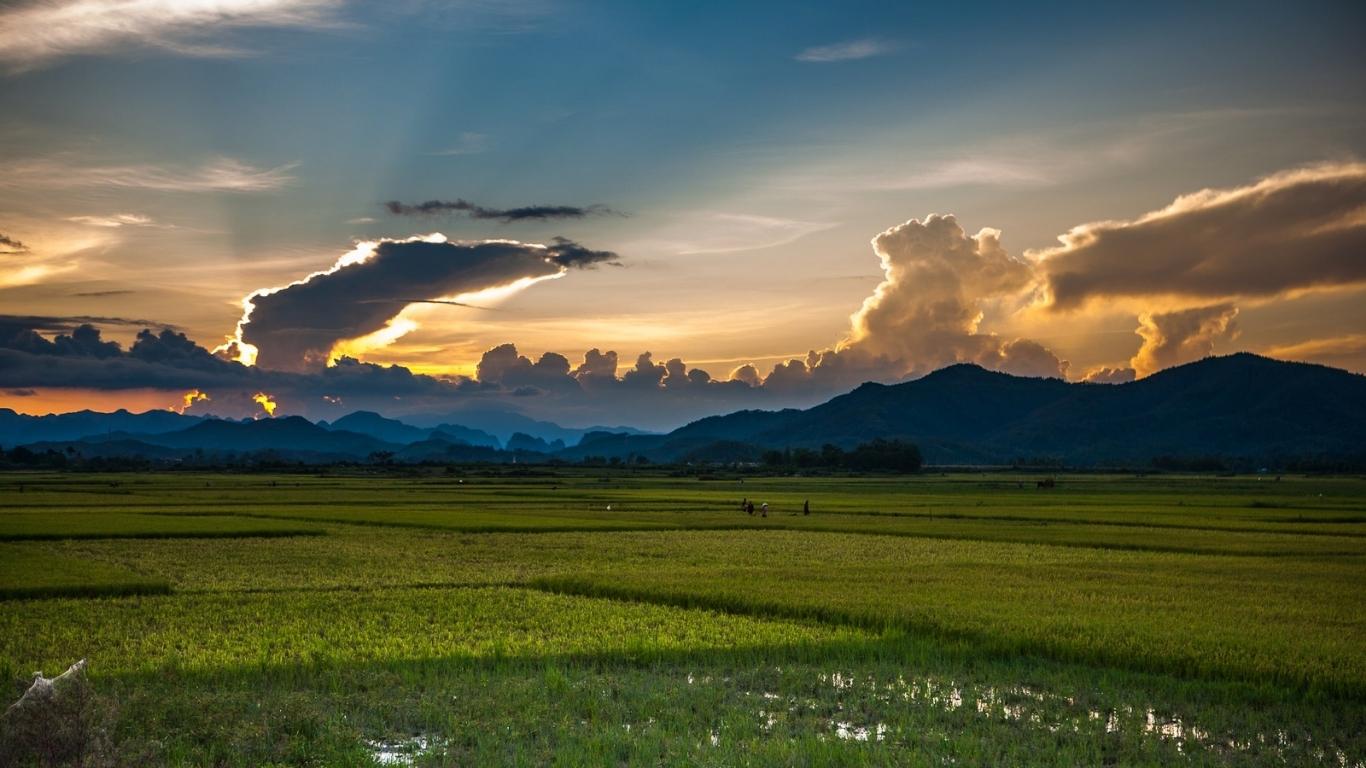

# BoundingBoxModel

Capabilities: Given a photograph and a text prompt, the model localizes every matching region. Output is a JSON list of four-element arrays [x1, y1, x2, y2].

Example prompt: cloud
[[1037, 163, 1366, 310], [1130, 304, 1239, 378], [475, 343, 576, 392], [431, 132, 489, 156], [4, 388, 36, 396], [833, 214, 1066, 379], [0, 232, 27, 253], [620, 352, 667, 389], [729, 364, 761, 387], [993, 338, 1070, 380], [711, 214, 1071, 395], [0, 314, 174, 335], [573, 348, 619, 385], [795, 38, 894, 63], [1081, 366, 1136, 385], [224, 234, 618, 371], [868, 158, 1057, 191], [0, 319, 475, 418], [72, 290, 135, 298], [1263, 334, 1366, 365], [4, 156, 296, 192], [0, 0, 344, 70], [66, 213, 162, 228], [383, 198, 620, 223], [630, 211, 836, 256], [0, 318, 771, 428]]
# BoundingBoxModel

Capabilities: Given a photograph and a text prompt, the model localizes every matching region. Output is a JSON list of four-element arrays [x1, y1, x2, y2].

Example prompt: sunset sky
[[2, 0, 1364, 429]]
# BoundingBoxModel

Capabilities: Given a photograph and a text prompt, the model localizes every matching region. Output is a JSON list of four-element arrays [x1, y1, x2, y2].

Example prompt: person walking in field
[[741, 497, 748, 513], [761, 502, 768, 517], [803, 499, 810, 515], [746, 501, 755, 515]]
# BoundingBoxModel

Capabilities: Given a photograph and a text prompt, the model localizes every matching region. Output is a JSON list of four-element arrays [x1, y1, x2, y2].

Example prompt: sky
[[1, 0, 1364, 430]]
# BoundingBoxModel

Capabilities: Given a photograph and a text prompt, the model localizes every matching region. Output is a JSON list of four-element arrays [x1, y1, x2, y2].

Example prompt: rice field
[[1, 471, 1363, 766]]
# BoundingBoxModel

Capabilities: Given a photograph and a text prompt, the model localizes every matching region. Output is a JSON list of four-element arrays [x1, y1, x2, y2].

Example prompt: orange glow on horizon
[[0, 388, 188, 416]]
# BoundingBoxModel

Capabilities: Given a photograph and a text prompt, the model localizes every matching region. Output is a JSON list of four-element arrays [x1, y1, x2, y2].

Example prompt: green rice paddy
[[1, 471, 1363, 766]]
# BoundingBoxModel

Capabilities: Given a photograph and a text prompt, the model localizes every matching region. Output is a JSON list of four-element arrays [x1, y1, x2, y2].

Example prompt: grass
[[1, 470, 1363, 766], [0, 587, 864, 679], [530, 530, 1366, 695], [0, 545, 170, 599], [0, 512, 323, 541]]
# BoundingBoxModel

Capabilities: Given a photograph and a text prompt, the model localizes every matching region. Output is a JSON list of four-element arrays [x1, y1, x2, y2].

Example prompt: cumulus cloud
[[992, 339, 1070, 379], [1081, 366, 1136, 385], [0, 232, 28, 253], [845, 215, 1035, 368], [716, 215, 1071, 393], [0, 0, 343, 70], [795, 38, 895, 63], [1130, 304, 1239, 378], [225, 234, 618, 371], [5, 156, 295, 192], [383, 199, 619, 222], [1037, 162, 1366, 310], [620, 352, 667, 389], [729, 364, 761, 387], [0, 319, 479, 419], [573, 348, 618, 385], [475, 343, 575, 392]]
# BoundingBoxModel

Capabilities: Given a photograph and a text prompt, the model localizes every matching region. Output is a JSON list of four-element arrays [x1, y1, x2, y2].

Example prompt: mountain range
[[3, 354, 1363, 468]]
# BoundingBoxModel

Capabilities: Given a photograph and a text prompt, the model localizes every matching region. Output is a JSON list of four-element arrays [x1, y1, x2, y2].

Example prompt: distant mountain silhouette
[[5, 355, 1362, 467], [323, 411, 431, 445], [322, 410, 502, 449], [564, 355, 1366, 466], [429, 423, 501, 449], [0, 408, 201, 446], [146, 416, 395, 458], [402, 406, 652, 445]]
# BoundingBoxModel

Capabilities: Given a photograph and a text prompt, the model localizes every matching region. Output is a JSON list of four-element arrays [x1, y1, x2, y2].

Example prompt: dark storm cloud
[[0, 233, 27, 253], [383, 199, 620, 222], [233, 236, 617, 371]]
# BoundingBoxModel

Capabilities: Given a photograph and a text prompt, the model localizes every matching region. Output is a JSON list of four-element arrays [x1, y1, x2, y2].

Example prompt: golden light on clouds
[[175, 388, 210, 413], [328, 316, 420, 364], [251, 392, 277, 417], [451, 271, 566, 305]]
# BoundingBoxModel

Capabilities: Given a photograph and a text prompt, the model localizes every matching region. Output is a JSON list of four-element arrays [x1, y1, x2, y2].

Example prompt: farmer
[[803, 499, 810, 515], [746, 501, 755, 515], [741, 497, 748, 512], [761, 502, 769, 517]]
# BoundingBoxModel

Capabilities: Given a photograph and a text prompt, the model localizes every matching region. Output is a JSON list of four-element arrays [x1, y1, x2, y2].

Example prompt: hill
[[0, 408, 201, 447], [578, 354, 1366, 466]]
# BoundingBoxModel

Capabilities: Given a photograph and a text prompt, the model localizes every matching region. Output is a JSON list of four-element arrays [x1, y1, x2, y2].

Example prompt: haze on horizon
[[1, 0, 1364, 430]]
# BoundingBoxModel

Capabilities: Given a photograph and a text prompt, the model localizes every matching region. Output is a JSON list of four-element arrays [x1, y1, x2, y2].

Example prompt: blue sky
[[1, 0, 1364, 425]]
